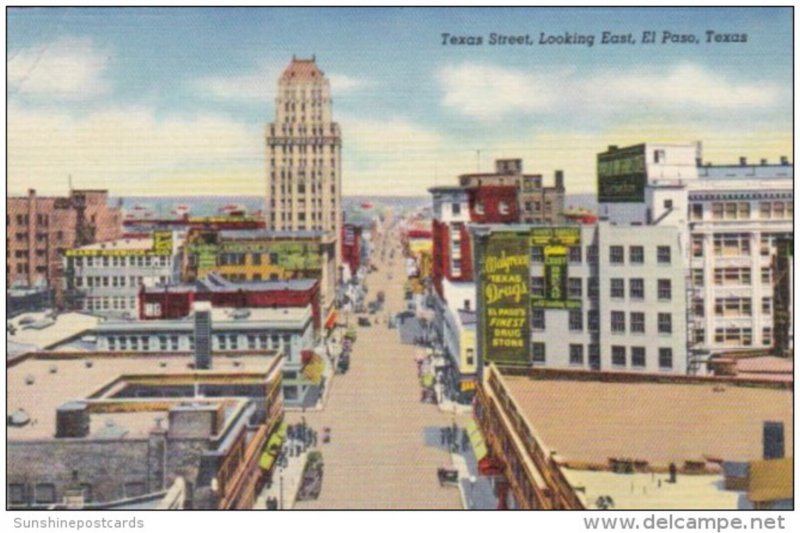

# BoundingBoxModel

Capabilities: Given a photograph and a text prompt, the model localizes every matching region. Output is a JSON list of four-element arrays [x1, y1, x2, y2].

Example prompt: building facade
[[265, 56, 342, 271], [63, 233, 181, 317], [472, 222, 688, 375], [598, 142, 794, 355], [7, 189, 122, 303]]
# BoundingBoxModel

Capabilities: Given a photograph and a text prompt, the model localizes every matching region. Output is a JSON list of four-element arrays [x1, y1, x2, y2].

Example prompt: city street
[[289, 227, 467, 509]]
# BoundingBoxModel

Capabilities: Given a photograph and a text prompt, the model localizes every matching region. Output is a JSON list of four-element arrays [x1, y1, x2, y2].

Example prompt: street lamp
[[279, 472, 284, 510]]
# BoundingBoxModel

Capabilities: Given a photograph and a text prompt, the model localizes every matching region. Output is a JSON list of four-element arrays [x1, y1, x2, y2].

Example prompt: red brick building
[[6, 189, 122, 303], [139, 274, 321, 332], [341, 223, 363, 277]]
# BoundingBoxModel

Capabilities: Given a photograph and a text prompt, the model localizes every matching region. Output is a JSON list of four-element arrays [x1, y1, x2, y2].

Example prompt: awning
[[302, 354, 325, 385], [325, 311, 337, 330], [259, 422, 287, 471], [421, 373, 435, 388], [466, 419, 488, 461]]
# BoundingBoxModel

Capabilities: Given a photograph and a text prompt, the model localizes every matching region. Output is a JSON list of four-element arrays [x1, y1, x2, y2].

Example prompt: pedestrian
[[462, 429, 469, 452], [440, 427, 446, 446]]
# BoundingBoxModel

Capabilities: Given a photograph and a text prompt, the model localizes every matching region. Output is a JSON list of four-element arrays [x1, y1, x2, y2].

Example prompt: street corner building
[[474, 364, 792, 510], [6, 334, 285, 510]]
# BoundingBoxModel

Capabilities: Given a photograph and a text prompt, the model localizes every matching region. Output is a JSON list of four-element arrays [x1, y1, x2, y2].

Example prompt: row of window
[[530, 343, 673, 369], [11, 231, 65, 242], [75, 275, 167, 288], [694, 327, 773, 347], [104, 333, 294, 352], [84, 296, 137, 311], [692, 297, 772, 317], [691, 233, 792, 258], [611, 311, 672, 334], [690, 201, 793, 221], [70, 255, 171, 268], [609, 245, 671, 265]]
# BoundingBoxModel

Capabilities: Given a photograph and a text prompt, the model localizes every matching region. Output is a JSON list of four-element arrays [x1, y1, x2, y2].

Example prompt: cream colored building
[[266, 56, 342, 270]]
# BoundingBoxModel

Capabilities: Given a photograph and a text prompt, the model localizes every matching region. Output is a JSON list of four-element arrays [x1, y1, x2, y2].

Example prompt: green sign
[[480, 233, 531, 365], [597, 144, 646, 203], [531, 228, 582, 310]]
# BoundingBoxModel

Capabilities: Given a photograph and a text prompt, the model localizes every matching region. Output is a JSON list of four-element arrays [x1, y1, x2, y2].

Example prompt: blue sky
[[7, 7, 792, 197]]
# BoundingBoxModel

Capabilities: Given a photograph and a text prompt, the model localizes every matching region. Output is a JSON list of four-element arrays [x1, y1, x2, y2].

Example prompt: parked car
[[357, 317, 371, 327]]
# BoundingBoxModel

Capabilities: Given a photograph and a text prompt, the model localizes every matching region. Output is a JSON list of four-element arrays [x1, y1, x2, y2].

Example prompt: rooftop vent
[[159, 361, 167, 368], [8, 409, 31, 427], [780, 156, 789, 166], [49, 365, 58, 374], [739, 157, 747, 166], [84, 360, 93, 368], [25, 375, 35, 385]]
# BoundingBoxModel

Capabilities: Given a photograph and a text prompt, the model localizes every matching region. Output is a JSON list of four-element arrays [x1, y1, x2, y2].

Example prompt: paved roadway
[[290, 226, 465, 509]]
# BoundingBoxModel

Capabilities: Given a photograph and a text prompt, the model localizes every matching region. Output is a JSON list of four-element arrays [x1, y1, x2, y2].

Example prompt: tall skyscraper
[[266, 56, 342, 248]]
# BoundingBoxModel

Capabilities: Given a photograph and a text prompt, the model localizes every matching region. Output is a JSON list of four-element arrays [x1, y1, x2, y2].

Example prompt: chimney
[[739, 157, 747, 166], [554, 170, 564, 190], [695, 157, 703, 167], [760, 159, 768, 166], [56, 402, 90, 438], [780, 156, 789, 166], [763, 421, 785, 459], [193, 302, 213, 370], [607, 145, 618, 152]]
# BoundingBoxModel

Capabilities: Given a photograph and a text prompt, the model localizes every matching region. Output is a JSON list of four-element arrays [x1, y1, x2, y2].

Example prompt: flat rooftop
[[562, 469, 744, 510], [7, 312, 100, 352], [95, 306, 312, 333], [7, 352, 277, 441], [502, 375, 793, 468]]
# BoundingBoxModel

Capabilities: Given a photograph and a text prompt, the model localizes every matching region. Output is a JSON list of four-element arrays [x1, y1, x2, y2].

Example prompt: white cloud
[[439, 62, 785, 121], [195, 63, 373, 102], [7, 105, 264, 195], [8, 36, 111, 100]]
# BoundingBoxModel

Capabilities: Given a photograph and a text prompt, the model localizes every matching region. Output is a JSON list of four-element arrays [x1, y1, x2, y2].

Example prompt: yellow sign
[[65, 231, 173, 257], [460, 380, 477, 392], [530, 227, 580, 246], [152, 231, 173, 254]]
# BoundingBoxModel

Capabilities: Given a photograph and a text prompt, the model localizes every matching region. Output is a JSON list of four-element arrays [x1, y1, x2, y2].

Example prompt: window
[[588, 278, 599, 299], [657, 279, 672, 300], [714, 327, 753, 347], [474, 201, 485, 215], [569, 344, 584, 365], [715, 298, 752, 317], [629, 246, 644, 264], [653, 149, 665, 163], [760, 202, 772, 219], [712, 203, 724, 220], [692, 236, 704, 258], [631, 347, 646, 367], [532, 342, 546, 364], [34, 483, 56, 504], [695, 329, 705, 344], [761, 267, 771, 284], [657, 313, 672, 334], [567, 278, 582, 298], [629, 278, 644, 299], [170, 335, 179, 351], [713, 233, 751, 256], [611, 311, 625, 333], [531, 309, 545, 330], [692, 269, 704, 287], [568, 246, 582, 264], [657, 246, 671, 264], [498, 201, 509, 215], [466, 348, 475, 366], [714, 267, 751, 286], [609, 246, 624, 264], [762, 327, 773, 346], [664, 199, 673, 210], [630, 312, 645, 334], [692, 298, 705, 317], [611, 346, 626, 367], [530, 277, 545, 297], [690, 204, 703, 220], [586, 245, 598, 263], [588, 310, 599, 331], [252, 253, 262, 265], [610, 278, 625, 299], [568, 309, 583, 331], [658, 348, 673, 369], [762, 297, 772, 314], [8, 483, 26, 505], [530, 246, 544, 263], [451, 203, 461, 215], [588, 344, 600, 368]]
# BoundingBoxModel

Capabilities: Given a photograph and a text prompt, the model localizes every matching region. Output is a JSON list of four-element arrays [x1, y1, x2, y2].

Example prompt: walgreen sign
[[597, 144, 646, 203], [531, 228, 582, 310], [480, 233, 530, 365]]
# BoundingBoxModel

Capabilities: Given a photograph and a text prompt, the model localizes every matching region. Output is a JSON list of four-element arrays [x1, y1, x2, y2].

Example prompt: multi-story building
[[598, 143, 793, 355], [7, 189, 122, 303], [92, 304, 320, 408], [265, 56, 342, 270], [429, 160, 568, 401], [182, 228, 338, 330], [63, 232, 182, 318], [471, 222, 687, 375], [474, 364, 792, 510], [458, 159, 565, 224], [7, 346, 284, 510]]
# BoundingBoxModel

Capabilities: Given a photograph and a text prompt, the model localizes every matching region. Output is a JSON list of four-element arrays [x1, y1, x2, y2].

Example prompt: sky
[[6, 7, 793, 197]]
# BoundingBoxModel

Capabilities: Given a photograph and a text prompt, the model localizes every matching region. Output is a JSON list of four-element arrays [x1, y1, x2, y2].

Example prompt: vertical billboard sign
[[531, 227, 581, 310], [597, 144, 647, 203], [479, 232, 530, 365]]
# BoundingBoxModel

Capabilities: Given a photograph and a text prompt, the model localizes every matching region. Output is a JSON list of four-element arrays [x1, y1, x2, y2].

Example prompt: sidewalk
[[253, 439, 312, 510], [285, 329, 343, 413], [448, 433, 496, 510]]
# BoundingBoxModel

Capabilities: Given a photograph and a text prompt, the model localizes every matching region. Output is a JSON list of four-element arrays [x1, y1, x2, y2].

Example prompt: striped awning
[[466, 419, 488, 461]]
